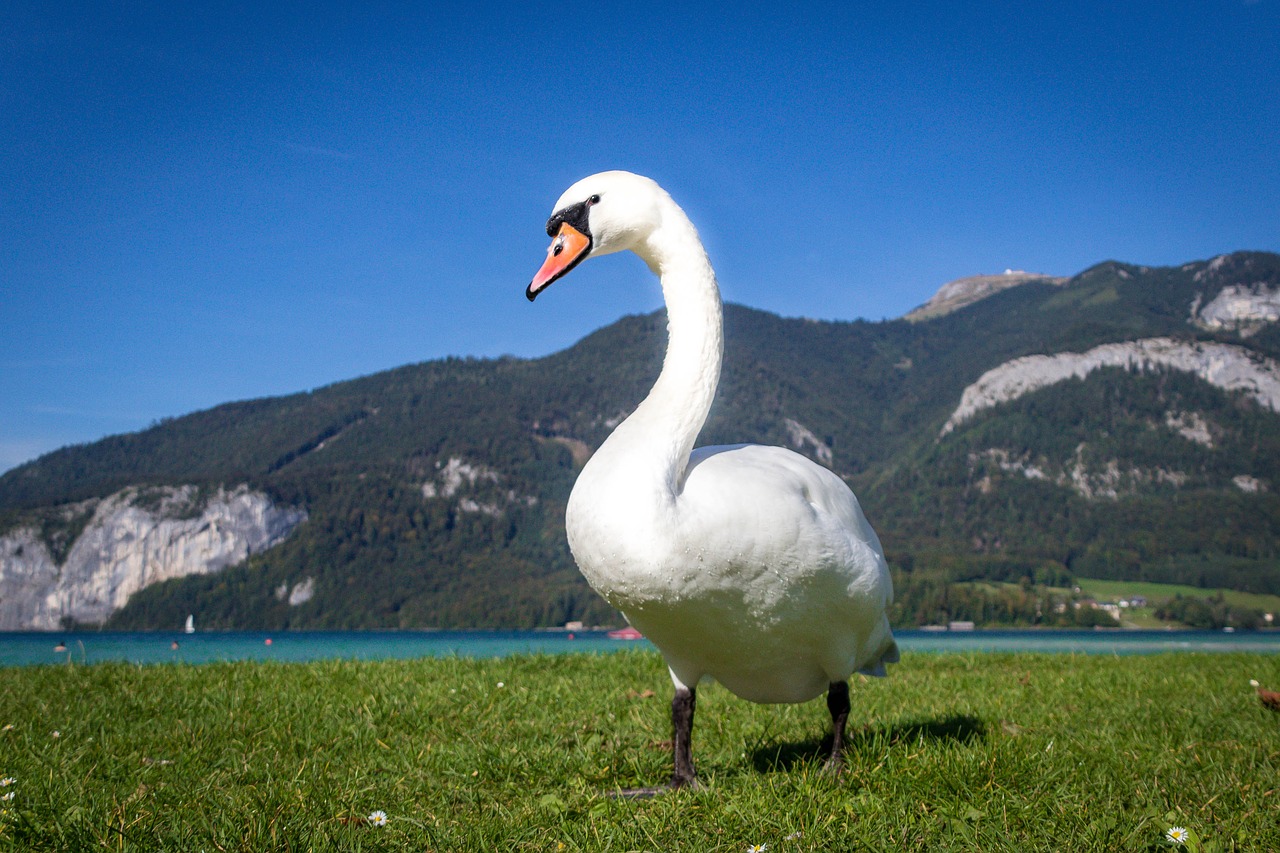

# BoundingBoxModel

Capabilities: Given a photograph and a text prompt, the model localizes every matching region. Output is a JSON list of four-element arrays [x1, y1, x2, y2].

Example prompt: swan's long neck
[[604, 206, 723, 497]]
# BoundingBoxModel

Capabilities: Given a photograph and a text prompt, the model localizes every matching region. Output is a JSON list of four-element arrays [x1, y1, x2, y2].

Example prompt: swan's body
[[527, 171, 896, 790], [571, 439, 894, 704]]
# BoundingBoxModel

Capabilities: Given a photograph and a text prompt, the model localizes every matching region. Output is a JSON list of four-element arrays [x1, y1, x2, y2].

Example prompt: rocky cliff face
[[1193, 283, 1280, 335], [0, 485, 306, 630], [942, 337, 1280, 435]]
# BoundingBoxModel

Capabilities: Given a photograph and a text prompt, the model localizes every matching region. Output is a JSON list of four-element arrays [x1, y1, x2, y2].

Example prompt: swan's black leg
[[606, 685, 698, 799], [824, 680, 850, 771], [670, 685, 698, 788]]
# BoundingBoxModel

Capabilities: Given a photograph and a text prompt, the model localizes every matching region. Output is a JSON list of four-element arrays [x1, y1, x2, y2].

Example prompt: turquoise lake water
[[3, 628, 1279, 667]]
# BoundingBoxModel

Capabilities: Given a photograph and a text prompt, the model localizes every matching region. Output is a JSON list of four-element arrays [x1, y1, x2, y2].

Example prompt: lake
[[4, 628, 1280, 668]]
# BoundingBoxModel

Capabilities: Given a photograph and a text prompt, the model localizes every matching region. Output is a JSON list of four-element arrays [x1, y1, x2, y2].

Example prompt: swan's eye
[[588, 194, 600, 205]]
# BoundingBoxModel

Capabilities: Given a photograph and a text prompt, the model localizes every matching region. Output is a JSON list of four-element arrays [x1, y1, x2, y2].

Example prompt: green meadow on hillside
[[1075, 578, 1280, 613]]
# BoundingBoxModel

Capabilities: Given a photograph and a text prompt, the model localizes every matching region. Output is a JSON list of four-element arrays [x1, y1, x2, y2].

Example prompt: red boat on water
[[607, 626, 644, 640]]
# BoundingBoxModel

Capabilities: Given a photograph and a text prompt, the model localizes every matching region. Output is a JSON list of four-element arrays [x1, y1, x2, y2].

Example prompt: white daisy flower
[[1165, 826, 1188, 845], [367, 810, 388, 827]]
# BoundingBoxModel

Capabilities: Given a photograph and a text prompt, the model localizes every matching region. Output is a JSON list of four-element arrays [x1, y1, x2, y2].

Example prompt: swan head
[[526, 171, 667, 301]]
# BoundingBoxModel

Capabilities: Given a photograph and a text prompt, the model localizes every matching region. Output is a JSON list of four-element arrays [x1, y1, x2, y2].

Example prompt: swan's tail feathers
[[857, 635, 900, 679]]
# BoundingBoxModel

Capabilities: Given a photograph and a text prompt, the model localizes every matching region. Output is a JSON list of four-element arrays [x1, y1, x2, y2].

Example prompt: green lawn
[[2, 650, 1278, 851]]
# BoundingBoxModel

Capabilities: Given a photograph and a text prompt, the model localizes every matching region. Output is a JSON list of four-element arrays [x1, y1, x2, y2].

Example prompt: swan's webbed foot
[[606, 784, 669, 800], [606, 775, 699, 799], [669, 769, 699, 790]]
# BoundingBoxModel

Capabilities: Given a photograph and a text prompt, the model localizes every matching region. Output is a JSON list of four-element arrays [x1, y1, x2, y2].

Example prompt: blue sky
[[3, 2, 1278, 473]]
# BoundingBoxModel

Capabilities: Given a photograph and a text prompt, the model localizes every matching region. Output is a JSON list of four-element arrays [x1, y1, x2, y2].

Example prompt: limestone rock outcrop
[[0, 485, 305, 630], [942, 338, 1280, 435]]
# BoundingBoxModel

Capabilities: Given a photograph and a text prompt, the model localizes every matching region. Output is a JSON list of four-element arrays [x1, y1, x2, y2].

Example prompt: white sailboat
[[184, 614, 195, 634]]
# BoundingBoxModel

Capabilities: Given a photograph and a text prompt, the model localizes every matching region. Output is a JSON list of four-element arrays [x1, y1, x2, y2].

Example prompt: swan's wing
[[670, 443, 897, 694], [678, 443, 890, 600]]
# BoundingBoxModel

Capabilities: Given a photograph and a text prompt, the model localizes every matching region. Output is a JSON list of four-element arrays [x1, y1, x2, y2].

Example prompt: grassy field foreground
[[1, 650, 1278, 851]]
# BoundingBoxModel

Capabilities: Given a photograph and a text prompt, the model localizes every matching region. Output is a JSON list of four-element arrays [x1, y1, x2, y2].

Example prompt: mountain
[[2, 251, 1278, 630], [903, 270, 1066, 322]]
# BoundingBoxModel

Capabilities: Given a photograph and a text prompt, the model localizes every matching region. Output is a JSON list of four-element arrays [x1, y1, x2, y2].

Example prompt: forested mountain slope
[[2, 252, 1277, 629]]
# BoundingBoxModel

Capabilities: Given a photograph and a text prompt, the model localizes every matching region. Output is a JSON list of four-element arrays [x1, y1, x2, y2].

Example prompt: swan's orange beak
[[527, 222, 591, 301]]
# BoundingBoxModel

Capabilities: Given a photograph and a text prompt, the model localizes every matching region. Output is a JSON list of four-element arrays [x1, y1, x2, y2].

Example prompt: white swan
[[527, 171, 897, 791]]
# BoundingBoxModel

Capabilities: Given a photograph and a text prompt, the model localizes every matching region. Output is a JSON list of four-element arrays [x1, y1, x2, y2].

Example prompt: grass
[[1, 650, 1278, 851], [1073, 578, 1280, 629], [954, 578, 1280, 629], [1074, 578, 1280, 614]]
